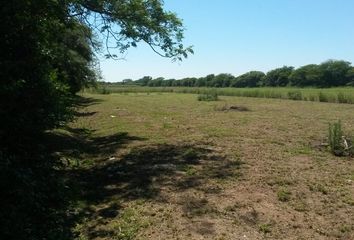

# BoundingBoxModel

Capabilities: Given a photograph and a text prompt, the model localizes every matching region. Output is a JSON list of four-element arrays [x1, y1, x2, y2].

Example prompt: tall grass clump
[[328, 120, 353, 157], [318, 92, 329, 102], [197, 90, 218, 101], [287, 90, 303, 101], [337, 92, 354, 104], [96, 86, 111, 94]]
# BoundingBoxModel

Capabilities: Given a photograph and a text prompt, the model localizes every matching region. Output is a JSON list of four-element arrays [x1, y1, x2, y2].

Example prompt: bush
[[287, 90, 302, 100], [197, 91, 218, 101], [328, 120, 353, 156], [96, 86, 111, 94], [318, 92, 329, 102]]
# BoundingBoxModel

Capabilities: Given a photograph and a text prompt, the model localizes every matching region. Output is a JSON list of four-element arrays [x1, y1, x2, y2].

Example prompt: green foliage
[[1, 0, 191, 239], [328, 121, 344, 156], [289, 64, 324, 87], [182, 148, 200, 162], [259, 223, 272, 233], [318, 92, 329, 102], [277, 187, 291, 202], [328, 121, 353, 157], [125, 60, 353, 88], [231, 71, 265, 87], [287, 90, 302, 100], [336, 92, 354, 104], [263, 66, 294, 86], [320, 60, 352, 87], [197, 91, 219, 101]]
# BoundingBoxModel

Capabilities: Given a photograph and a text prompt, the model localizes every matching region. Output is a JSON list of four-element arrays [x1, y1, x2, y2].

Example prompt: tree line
[[118, 60, 354, 88]]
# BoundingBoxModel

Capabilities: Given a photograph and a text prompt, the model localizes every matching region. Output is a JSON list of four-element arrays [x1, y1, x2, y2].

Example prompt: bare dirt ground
[[55, 93, 354, 239]]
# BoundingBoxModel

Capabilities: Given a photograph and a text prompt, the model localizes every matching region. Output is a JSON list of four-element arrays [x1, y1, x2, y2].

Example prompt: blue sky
[[100, 0, 354, 82]]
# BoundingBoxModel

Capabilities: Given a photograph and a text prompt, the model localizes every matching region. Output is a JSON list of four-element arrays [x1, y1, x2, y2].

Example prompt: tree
[[211, 73, 234, 87], [289, 64, 324, 87], [205, 74, 216, 87], [70, 0, 193, 60], [346, 67, 354, 86], [0, 1, 192, 239], [263, 66, 294, 87], [231, 71, 265, 87], [319, 60, 352, 86], [122, 79, 133, 84]]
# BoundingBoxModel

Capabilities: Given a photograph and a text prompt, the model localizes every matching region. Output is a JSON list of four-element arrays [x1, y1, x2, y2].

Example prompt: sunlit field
[[89, 86, 354, 104], [56, 92, 354, 239]]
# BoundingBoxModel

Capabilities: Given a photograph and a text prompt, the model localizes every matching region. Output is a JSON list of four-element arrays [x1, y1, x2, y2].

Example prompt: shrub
[[259, 223, 272, 234], [96, 86, 111, 94], [337, 92, 354, 104], [197, 91, 218, 101], [328, 120, 344, 156], [328, 120, 353, 156], [337, 92, 347, 103], [287, 90, 302, 100], [318, 92, 329, 102]]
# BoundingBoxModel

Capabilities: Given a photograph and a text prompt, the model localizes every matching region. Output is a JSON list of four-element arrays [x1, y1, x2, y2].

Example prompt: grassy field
[[56, 92, 354, 239], [89, 86, 354, 104]]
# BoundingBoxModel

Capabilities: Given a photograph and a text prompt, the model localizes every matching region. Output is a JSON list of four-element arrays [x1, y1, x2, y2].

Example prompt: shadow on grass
[[42, 95, 244, 239], [71, 143, 243, 203], [73, 95, 103, 107], [66, 141, 244, 238]]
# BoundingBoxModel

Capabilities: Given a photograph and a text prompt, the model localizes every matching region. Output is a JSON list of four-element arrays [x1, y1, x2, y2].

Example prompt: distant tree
[[148, 77, 165, 86], [211, 73, 234, 87], [195, 77, 207, 87], [319, 60, 352, 86], [263, 66, 294, 87], [346, 67, 354, 86], [122, 79, 133, 84], [231, 71, 265, 87], [289, 64, 324, 87], [205, 74, 216, 87], [136, 76, 153, 86], [161, 79, 175, 87]]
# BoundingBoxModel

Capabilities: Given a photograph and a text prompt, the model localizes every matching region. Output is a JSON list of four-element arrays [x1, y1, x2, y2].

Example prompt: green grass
[[58, 92, 354, 239], [86, 86, 354, 104], [277, 187, 291, 202], [259, 223, 272, 234]]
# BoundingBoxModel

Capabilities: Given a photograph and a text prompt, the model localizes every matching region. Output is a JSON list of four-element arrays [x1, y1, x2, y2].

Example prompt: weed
[[277, 187, 291, 202], [197, 90, 218, 101], [337, 92, 347, 103], [182, 196, 216, 217], [328, 120, 353, 156], [112, 208, 149, 240], [177, 165, 198, 176], [224, 203, 243, 212], [96, 86, 111, 94], [185, 166, 198, 176], [339, 225, 351, 233], [318, 92, 329, 102], [287, 90, 302, 100], [309, 183, 328, 195], [292, 200, 308, 212], [182, 148, 200, 162], [259, 223, 272, 233], [328, 120, 344, 156], [309, 95, 316, 101]]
